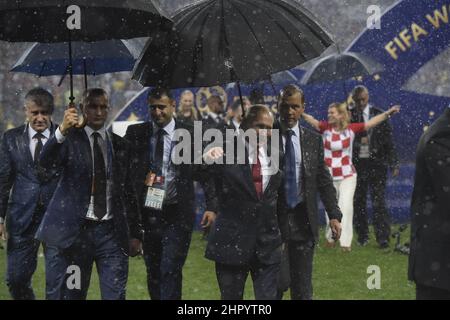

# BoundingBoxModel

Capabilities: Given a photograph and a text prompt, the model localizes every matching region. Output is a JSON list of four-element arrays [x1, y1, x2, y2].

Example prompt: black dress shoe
[[358, 239, 369, 246], [379, 241, 389, 249]]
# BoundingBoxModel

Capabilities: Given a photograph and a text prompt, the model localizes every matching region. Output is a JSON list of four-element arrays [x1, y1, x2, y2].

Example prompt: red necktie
[[252, 154, 263, 199]]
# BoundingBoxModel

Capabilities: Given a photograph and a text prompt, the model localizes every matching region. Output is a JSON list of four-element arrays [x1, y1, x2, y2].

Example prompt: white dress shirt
[[55, 126, 113, 221], [282, 123, 302, 188], [247, 143, 272, 192], [362, 104, 371, 123], [28, 125, 50, 161]]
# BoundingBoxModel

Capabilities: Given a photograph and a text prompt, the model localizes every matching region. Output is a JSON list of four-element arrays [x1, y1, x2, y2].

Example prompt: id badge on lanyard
[[144, 172, 165, 210]]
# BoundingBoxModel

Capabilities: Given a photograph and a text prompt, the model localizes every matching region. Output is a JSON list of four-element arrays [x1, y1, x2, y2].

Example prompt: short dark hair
[[351, 85, 369, 98], [82, 88, 108, 106], [25, 87, 54, 113], [148, 87, 173, 101], [207, 95, 223, 104], [280, 84, 305, 105], [231, 98, 247, 112]]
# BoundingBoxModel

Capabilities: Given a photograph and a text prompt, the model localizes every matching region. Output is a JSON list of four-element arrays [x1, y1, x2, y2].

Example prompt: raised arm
[[302, 113, 321, 131], [365, 105, 400, 131]]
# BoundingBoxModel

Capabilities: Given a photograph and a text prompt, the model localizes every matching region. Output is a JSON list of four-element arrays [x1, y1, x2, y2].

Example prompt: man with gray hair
[[0, 88, 61, 299]]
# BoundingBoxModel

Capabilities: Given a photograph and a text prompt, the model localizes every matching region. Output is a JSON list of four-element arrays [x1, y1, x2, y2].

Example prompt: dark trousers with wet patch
[[142, 204, 193, 300], [58, 219, 128, 300], [215, 257, 280, 300], [6, 207, 63, 300], [353, 160, 391, 244]]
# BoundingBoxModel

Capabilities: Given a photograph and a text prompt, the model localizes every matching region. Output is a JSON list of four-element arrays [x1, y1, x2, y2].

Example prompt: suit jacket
[[276, 122, 342, 243], [202, 114, 227, 132], [408, 108, 450, 291], [35, 128, 140, 254], [124, 120, 201, 231], [0, 123, 60, 236], [204, 135, 284, 266], [351, 106, 399, 168]]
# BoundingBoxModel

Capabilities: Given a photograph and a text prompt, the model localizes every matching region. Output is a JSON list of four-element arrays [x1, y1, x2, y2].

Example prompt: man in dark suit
[[0, 88, 61, 300], [202, 95, 226, 130], [203, 105, 284, 300], [36, 88, 142, 300], [278, 84, 342, 300], [125, 87, 209, 300], [350, 85, 399, 248], [409, 105, 450, 300]]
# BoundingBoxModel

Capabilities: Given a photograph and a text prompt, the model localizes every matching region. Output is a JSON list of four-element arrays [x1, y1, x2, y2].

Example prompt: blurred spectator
[[176, 90, 198, 125]]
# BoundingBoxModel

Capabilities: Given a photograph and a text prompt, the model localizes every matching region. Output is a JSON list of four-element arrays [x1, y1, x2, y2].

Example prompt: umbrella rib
[[257, 1, 309, 62], [175, 0, 217, 86], [267, 0, 331, 56], [227, 0, 276, 77]]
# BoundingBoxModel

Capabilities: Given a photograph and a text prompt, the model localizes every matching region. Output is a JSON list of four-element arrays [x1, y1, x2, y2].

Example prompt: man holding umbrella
[[0, 88, 61, 299], [36, 88, 142, 300]]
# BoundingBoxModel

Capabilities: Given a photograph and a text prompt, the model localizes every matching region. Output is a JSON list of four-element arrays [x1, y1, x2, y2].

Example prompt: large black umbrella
[[0, 1, 169, 42], [0, 1, 171, 112], [300, 52, 384, 85], [133, 0, 333, 96]]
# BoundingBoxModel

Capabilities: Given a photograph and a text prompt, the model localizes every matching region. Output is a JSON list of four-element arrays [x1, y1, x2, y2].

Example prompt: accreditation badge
[[359, 144, 370, 159], [144, 172, 165, 210]]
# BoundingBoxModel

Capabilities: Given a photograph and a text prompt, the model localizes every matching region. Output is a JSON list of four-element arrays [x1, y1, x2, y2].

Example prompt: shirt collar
[[363, 104, 371, 117], [285, 121, 300, 137], [28, 125, 50, 140], [84, 125, 107, 141], [208, 112, 221, 120], [232, 119, 240, 129], [153, 117, 176, 136]]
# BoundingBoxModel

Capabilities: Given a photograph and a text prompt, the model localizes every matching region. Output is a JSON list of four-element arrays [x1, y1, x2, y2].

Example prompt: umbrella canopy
[[133, 0, 333, 88], [11, 40, 139, 77], [300, 52, 384, 85], [0, 0, 171, 42]]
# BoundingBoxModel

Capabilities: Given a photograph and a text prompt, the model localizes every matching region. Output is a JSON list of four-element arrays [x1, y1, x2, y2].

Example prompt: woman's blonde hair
[[328, 102, 350, 131]]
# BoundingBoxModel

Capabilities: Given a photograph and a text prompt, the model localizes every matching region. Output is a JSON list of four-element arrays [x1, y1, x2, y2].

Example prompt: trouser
[[142, 204, 193, 300], [278, 202, 315, 300], [6, 207, 63, 300], [416, 283, 450, 300], [353, 161, 391, 244], [215, 257, 280, 300], [58, 219, 129, 300], [325, 174, 357, 247]]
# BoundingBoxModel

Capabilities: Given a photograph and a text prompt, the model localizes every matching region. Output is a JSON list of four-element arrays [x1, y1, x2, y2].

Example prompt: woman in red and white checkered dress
[[302, 103, 400, 251]]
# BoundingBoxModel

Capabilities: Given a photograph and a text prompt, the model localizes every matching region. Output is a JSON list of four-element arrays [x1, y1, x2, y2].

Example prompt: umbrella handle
[[67, 102, 87, 128]]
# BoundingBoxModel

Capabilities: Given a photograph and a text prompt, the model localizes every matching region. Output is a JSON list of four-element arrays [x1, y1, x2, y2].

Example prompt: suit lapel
[[299, 126, 312, 177], [21, 125, 34, 166]]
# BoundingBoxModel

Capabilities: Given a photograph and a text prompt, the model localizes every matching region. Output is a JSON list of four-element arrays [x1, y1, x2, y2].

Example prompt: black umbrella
[[0, 1, 171, 109], [133, 0, 333, 111], [300, 52, 384, 85], [0, 1, 169, 42]]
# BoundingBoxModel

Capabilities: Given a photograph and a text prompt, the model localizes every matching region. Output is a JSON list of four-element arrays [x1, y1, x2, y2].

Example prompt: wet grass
[[0, 227, 414, 300]]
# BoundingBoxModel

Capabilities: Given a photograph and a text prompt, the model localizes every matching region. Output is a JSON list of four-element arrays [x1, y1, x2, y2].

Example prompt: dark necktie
[[285, 130, 299, 209], [92, 132, 107, 219], [33, 132, 45, 165], [154, 128, 166, 175], [252, 151, 263, 199]]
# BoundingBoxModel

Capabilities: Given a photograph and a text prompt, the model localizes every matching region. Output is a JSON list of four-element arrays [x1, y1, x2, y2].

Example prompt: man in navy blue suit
[[0, 88, 61, 299], [36, 88, 142, 300]]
